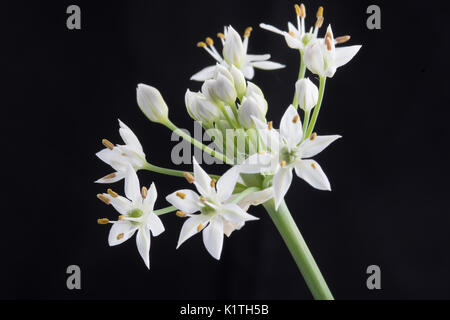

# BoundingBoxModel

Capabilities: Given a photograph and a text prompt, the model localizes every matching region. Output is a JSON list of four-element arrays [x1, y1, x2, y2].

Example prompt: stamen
[[325, 31, 332, 40], [117, 233, 124, 240], [121, 152, 127, 156], [335, 35, 351, 44], [118, 215, 125, 220], [197, 41, 207, 48], [292, 114, 300, 123], [258, 151, 265, 155], [294, 4, 301, 16], [205, 37, 214, 46], [316, 6, 323, 18], [102, 173, 116, 180], [210, 179, 216, 188], [311, 162, 317, 169], [289, 31, 295, 37], [325, 37, 333, 51], [97, 218, 110, 224], [184, 172, 195, 184], [200, 196, 206, 203], [176, 192, 186, 199], [280, 160, 286, 167], [141, 186, 148, 199], [300, 3, 306, 18], [107, 188, 118, 198], [197, 224, 203, 232], [268, 121, 273, 130], [176, 210, 187, 218], [102, 139, 114, 150], [244, 26, 253, 38], [315, 17, 324, 28], [217, 32, 225, 39], [97, 194, 110, 205], [310, 132, 317, 140]]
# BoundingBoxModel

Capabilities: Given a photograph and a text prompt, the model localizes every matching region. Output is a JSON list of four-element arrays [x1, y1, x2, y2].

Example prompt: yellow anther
[[107, 188, 118, 198], [325, 31, 332, 40], [118, 215, 126, 220], [310, 132, 317, 141], [102, 173, 116, 180], [197, 41, 207, 48], [176, 192, 186, 199], [184, 172, 195, 184], [292, 114, 299, 123], [325, 37, 333, 51], [316, 6, 323, 18], [205, 37, 214, 46], [176, 211, 187, 218], [117, 233, 124, 240], [197, 224, 203, 232], [121, 152, 127, 156], [289, 31, 295, 37], [311, 162, 317, 169], [210, 179, 216, 188], [200, 196, 206, 203], [97, 218, 110, 225], [268, 121, 273, 130], [141, 186, 148, 199], [335, 35, 351, 44], [97, 194, 110, 205], [294, 4, 301, 16], [102, 139, 114, 150], [315, 17, 324, 28], [258, 151, 265, 155], [244, 26, 253, 38], [217, 32, 225, 39], [280, 160, 287, 167], [300, 4, 306, 18]]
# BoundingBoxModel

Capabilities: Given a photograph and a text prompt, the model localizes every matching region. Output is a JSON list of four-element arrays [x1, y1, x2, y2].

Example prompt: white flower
[[97, 165, 165, 269], [136, 83, 169, 124], [166, 157, 258, 260], [191, 25, 284, 81], [238, 94, 267, 129], [241, 105, 341, 209], [96, 120, 146, 183], [185, 89, 221, 123], [260, 4, 324, 52], [295, 78, 318, 112], [201, 65, 237, 105], [303, 25, 361, 78]]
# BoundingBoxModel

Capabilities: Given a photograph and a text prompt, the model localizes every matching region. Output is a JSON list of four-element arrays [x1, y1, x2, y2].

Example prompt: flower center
[[280, 147, 297, 166], [201, 202, 217, 216], [128, 208, 144, 218]]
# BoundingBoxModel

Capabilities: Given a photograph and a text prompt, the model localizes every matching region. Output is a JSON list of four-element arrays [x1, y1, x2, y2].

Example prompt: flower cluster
[[94, 3, 361, 274]]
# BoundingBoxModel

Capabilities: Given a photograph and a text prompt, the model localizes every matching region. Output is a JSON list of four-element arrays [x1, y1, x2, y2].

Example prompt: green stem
[[304, 76, 326, 139], [263, 199, 334, 300], [292, 51, 306, 108], [302, 110, 311, 138], [231, 186, 261, 204], [154, 206, 177, 215], [164, 119, 234, 165]]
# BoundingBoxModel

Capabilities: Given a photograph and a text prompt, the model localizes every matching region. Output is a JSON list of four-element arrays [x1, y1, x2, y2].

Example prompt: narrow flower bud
[[185, 89, 221, 123], [295, 78, 319, 112], [238, 95, 266, 129], [136, 84, 169, 124], [229, 65, 246, 98], [223, 26, 245, 68]]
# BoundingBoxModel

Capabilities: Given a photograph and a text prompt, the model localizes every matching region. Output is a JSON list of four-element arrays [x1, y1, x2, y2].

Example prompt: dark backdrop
[[2, 0, 450, 299]]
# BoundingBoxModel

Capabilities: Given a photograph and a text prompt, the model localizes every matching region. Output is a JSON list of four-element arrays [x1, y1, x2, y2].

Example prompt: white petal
[[238, 152, 273, 174], [146, 212, 165, 237], [273, 167, 293, 210], [300, 135, 341, 158], [177, 214, 211, 249], [190, 65, 217, 81], [136, 228, 151, 269], [108, 194, 132, 215], [246, 54, 271, 62], [118, 119, 143, 153], [334, 45, 362, 69], [242, 65, 255, 79], [259, 23, 286, 36], [95, 171, 125, 183], [108, 221, 137, 246], [236, 187, 274, 211], [216, 166, 239, 201], [222, 218, 244, 237], [96, 148, 125, 172], [280, 105, 303, 146], [143, 182, 157, 211], [124, 164, 141, 203], [202, 217, 224, 260], [294, 159, 331, 191], [193, 157, 212, 197], [251, 60, 285, 70], [221, 203, 259, 223], [166, 189, 202, 214]]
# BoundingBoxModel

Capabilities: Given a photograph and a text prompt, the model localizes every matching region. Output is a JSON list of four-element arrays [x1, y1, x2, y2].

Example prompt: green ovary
[[280, 147, 297, 165], [128, 208, 144, 218]]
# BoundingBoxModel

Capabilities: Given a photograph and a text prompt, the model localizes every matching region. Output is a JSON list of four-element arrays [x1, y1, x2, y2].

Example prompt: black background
[[2, 0, 450, 300]]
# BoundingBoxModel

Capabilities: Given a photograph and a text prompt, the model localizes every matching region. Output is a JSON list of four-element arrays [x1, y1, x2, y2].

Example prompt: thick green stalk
[[292, 51, 306, 108], [263, 199, 334, 300], [164, 120, 234, 165], [304, 76, 326, 139]]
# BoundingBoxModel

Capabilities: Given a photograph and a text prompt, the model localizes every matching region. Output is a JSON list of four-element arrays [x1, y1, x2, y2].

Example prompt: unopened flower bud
[[185, 89, 221, 123], [295, 78, 319, 112], [223, 26, 245, 68], [238, 95, 266, 129], [201, 74, 237, 106], [246, 82, 268, 114], [136, 84, 169, 124], [229, 65, 246, 98]]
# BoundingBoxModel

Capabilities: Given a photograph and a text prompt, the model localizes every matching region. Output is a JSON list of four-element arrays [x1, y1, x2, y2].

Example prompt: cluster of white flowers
[[94, 3, 361, 269]]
